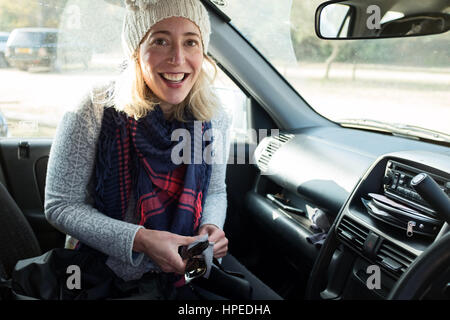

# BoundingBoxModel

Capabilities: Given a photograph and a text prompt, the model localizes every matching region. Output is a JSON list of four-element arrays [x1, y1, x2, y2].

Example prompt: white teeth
[[161, 73, 185, 82]]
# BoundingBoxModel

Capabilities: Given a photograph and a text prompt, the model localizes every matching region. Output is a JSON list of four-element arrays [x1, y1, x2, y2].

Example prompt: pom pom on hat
[[122, 0, 211, 58], [125, 0, 159, 11]]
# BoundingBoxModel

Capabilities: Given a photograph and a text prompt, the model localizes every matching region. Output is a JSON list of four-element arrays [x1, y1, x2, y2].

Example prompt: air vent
[[257, 133, 294, 171], [273, 133, 294, 144], [337, 216, 370, 252], [376, 239, 418, 276]]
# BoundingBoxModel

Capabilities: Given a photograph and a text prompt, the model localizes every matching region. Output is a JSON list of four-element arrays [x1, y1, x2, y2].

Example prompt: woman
[[45, 0, 280, 300]]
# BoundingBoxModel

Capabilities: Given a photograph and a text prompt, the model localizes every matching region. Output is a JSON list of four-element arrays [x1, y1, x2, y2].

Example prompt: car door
[[0, 139, 63, 252]]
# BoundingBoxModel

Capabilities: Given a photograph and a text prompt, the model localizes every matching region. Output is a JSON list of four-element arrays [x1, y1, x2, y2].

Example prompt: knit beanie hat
[[122, 0, 211, 59]]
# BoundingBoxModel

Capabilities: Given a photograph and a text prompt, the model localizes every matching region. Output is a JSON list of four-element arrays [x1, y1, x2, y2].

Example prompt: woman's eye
[[186, 40, 199, 47], [153, 39, 167, 46]]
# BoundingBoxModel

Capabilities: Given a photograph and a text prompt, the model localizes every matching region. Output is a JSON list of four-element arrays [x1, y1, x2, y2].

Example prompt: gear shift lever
[[410, 173, 450, 224]]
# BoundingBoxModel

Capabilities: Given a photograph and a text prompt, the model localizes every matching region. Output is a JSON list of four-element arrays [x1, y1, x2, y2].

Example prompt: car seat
[[0, 182, 41, 279]]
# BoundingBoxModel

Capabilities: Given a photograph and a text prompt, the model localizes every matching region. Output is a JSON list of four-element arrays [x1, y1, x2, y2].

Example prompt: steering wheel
[[388, 230, 450, 299]]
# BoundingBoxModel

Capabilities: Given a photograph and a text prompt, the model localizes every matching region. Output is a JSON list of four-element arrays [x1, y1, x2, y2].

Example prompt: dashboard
[[334, 151, 449, 298], [249, 126, 450, 299]]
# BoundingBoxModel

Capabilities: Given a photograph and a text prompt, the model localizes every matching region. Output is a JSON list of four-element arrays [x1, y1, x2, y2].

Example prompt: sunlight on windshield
[[220, 0, 450, 136]]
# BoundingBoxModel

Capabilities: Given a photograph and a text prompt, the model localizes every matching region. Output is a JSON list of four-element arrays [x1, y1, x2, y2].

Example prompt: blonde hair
[[113, 53, 219, 122]]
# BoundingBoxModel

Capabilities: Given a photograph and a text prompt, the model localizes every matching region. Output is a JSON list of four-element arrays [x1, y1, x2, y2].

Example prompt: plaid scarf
[[93, 106, 212, 236]]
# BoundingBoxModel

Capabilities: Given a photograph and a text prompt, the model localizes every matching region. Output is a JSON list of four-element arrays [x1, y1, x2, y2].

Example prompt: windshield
[[8, 31, 46, 46], [218, 0, 450, 137]]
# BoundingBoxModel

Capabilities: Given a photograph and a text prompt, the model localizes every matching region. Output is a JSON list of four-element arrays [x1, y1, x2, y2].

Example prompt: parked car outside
[[5, 28, 91, 71], [0, 32, 10, 68]]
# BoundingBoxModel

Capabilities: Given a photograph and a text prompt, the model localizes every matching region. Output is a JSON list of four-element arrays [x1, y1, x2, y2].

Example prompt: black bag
[[0, 248, 174, 300], [0, 248, 252, 300], [192, 258, 253, 300]]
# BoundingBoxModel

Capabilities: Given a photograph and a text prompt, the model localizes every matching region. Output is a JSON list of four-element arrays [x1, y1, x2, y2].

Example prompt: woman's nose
[[168, 44, 185, 65]]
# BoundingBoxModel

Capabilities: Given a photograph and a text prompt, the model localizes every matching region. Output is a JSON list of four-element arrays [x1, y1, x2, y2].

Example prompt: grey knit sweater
[[44, 87, 231, 281]]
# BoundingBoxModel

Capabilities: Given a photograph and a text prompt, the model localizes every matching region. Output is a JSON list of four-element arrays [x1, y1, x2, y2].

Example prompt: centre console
[[315, 151, 450, 299]]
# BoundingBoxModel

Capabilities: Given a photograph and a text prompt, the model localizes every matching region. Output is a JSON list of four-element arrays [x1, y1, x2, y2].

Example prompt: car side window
[[0, 1, 125, 139], [0, 1, 249, 141], [212, 67, 250, 143], [44, 33, 57, 44]]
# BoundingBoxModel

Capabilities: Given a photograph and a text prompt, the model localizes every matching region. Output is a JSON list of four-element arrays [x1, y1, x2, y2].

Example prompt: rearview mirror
[[316, 0, 450, 39]]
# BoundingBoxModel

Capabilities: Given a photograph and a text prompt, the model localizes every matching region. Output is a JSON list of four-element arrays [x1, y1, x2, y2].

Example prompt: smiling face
[[138, 17, 204, 113]]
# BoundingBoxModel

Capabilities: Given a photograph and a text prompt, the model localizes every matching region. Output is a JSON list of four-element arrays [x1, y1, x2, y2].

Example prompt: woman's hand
[[133, 228, 196, 275], [198, 224, 228, 258]]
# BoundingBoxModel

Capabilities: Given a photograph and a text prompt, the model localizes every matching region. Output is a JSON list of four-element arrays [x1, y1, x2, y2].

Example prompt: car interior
[[0, 0, 449, 301]]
